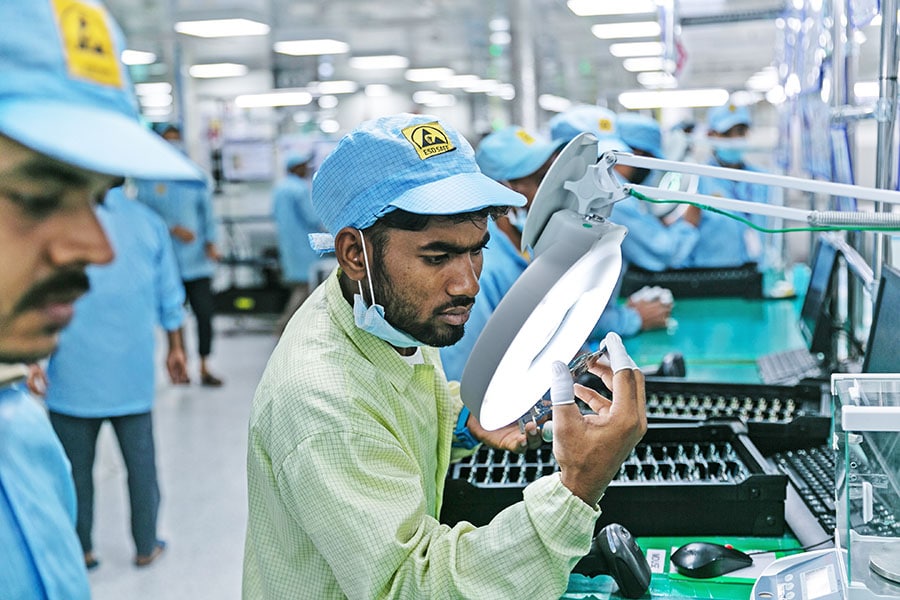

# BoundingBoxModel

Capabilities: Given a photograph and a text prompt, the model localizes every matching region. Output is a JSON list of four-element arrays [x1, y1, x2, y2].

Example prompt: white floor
[[87, 316, 278, 600]]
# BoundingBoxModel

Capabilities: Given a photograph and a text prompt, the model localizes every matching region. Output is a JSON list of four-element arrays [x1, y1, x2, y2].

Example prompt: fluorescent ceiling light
[[609, 41, 665, 58], [567, 0, 656, 16], [622, 57, 675, 72], [274, 39, 349, 56], [318, 95, 339, 109], [538, 94, 573, 112], [636, 71, 677, 89], [135, 82, 172, 95], [188, 63, 248, 78], [618, 88, 729, 109], [312, 80, 358, 95], [235, 90, 313, 108], [591, 21, 661, 39], [437, 75, 482, 89], [746, 67, 778, 92], [365, 84, 391, 97], [138, 94, 172, 108], [349, 55, 409, 70], [412, 90, 456, 107], [490, 31, 512, 45], [405, 67, 455, 82], [121, 49, 157, 65], [463, 79, 501, 93], [320, 119, 341, 134], [488, 83, 516, 100], [174, 18, 269, 38]]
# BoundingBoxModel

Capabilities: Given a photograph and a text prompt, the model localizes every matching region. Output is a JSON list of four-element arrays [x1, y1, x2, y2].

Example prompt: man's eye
[[2, 190, 61, 218], [424, 254, 449, 265]]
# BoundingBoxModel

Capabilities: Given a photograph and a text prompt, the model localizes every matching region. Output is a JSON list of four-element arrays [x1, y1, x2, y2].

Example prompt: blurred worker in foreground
[[687, 102, 769, 267], [612, 112, 703, 272], [550, 107, 674, 332], [243, 113, 647, 599], [31, 185, 187, 571], [0, 0, 202, 597], [271, 149, 324, 334], [135, 126, 225, 387]]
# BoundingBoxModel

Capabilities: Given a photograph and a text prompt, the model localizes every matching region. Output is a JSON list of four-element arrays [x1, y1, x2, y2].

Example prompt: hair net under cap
[[707, 102, 752, 134], [0, 0, 202, 181], [475, 126, 565, 182], [312, 113, 526, 240], [617, 112, 663, 158]]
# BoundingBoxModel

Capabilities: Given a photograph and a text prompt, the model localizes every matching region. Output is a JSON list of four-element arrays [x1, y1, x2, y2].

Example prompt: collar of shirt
[[0, 364, 28, 388]]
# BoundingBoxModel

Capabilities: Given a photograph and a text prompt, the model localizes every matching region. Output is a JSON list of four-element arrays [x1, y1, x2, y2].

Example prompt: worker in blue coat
[[688, 102, 769, 267], [272, 150, 325, 333], [135, 125, 225, 387], [612, 112, 703, 271], [33, 186, 188, 570], [0, 0, 202, 596]]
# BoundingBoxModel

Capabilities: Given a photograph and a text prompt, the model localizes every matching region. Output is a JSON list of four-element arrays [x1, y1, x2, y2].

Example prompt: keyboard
[[757, 348, 823, 386], [620, 262, 763, 299], [769, 444, 898, 547]]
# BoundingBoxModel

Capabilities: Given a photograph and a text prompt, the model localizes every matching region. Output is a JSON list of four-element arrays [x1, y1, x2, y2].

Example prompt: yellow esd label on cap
[[401, 121, 456, 160], [52, 0, 123, 88], [515, 129, 536, 145]]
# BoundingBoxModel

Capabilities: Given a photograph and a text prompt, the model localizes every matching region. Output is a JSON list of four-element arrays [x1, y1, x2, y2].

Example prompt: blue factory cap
[[0, 0, 202, 181], [311, 114, 525, 246], [549, 105, 621, 145], [475, 126, 564, 182], [617, 112, 664, 158], [707, 102, 752, 134], [285, 149, 314, 169]]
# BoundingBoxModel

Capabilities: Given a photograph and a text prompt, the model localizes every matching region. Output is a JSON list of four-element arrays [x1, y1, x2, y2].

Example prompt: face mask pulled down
[[352, 230, 425, 348]]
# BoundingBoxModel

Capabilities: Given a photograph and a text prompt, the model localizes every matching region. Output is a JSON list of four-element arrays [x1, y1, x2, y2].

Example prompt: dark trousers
[[49, 411, 160, 557], [183, 276, 214, 357]]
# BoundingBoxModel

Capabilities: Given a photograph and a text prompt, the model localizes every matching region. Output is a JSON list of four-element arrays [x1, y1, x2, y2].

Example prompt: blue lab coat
[[610, 196, 700, 271], [688, 160, 769, 267], [45, 189, 185, 417], [134, 178, 218, 281], [271, 173, 322, 284]]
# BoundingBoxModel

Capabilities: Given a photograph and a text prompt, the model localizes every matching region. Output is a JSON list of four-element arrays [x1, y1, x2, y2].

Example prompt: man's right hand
[[630, 299, 672, 331], [550, 333, 647, 506], [171, 225, 196, 243]]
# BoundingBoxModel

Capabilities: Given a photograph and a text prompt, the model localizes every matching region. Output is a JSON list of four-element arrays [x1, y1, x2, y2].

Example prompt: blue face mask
[[714, 147, 744, 165], [352, 230, 425, 348]]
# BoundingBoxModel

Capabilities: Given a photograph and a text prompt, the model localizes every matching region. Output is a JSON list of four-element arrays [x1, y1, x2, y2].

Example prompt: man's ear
[[334, 227, 367, 281]]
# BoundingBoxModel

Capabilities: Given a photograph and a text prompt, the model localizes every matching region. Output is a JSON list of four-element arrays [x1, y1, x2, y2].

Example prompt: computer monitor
[[798, 235, 841, 356], [862, 264, 900, 373]]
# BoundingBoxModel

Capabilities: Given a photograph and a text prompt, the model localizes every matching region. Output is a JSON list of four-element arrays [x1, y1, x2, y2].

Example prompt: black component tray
[[619, 262, 763, 298], [441, 421, 787, 537], [641, 379, 830, 453]]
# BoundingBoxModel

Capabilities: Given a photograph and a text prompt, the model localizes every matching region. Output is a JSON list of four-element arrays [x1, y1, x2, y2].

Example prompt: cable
[[628, 189, 900, 234], [745, 537, 834, 557]]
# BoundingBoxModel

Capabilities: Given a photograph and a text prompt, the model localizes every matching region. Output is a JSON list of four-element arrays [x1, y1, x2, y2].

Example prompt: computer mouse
[[670, 541, 753, 579]]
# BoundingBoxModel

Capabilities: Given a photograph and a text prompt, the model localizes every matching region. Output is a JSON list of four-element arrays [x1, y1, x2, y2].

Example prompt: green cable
[[627, 188, 900, 234]]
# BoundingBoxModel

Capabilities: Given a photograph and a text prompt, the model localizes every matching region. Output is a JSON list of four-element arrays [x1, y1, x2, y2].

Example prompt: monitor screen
[[863, 264, 900, 373], [798, 235, 840, 355]]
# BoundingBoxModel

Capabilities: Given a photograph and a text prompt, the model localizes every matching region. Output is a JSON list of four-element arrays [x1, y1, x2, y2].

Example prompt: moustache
[[435, 296, 475, 314], [14, 270, 91, 313]]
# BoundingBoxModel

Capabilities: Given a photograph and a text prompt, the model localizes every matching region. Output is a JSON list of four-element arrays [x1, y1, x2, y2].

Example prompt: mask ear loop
[[357, 229, 377, 306]]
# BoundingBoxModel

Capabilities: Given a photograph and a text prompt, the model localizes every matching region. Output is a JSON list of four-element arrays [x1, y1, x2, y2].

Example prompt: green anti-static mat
[[562, 534, 805, 600]]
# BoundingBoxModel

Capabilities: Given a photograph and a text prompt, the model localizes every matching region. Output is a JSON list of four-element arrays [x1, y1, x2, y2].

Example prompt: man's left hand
[[466, 410, 543, 453]]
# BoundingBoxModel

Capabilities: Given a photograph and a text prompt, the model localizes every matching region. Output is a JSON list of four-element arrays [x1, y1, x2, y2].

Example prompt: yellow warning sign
[[515, 129, 536, 145], [401, 121, 456, 160], [52, 0, 123, 88]]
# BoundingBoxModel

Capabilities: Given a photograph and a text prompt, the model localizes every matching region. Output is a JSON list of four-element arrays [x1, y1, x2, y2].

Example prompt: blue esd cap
[[285, 149, 314, 169], [475, 125, 565, 182], [0, 0, 203, 181], [311, 114, 525, 246], [617, 112, 663, 158], [549, 105, 621, 145], [707, 102, 752, 134]]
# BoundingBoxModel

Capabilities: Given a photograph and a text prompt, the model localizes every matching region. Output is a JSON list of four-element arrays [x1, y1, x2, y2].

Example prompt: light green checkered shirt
[[243, 270, 600, 599]]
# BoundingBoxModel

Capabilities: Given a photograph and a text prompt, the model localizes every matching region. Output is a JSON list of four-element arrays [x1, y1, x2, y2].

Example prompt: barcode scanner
[[573, 523, 652, 598]]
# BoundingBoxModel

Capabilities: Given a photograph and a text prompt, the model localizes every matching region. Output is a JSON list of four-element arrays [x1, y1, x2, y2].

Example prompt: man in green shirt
[[243, 114, 647, 599]]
